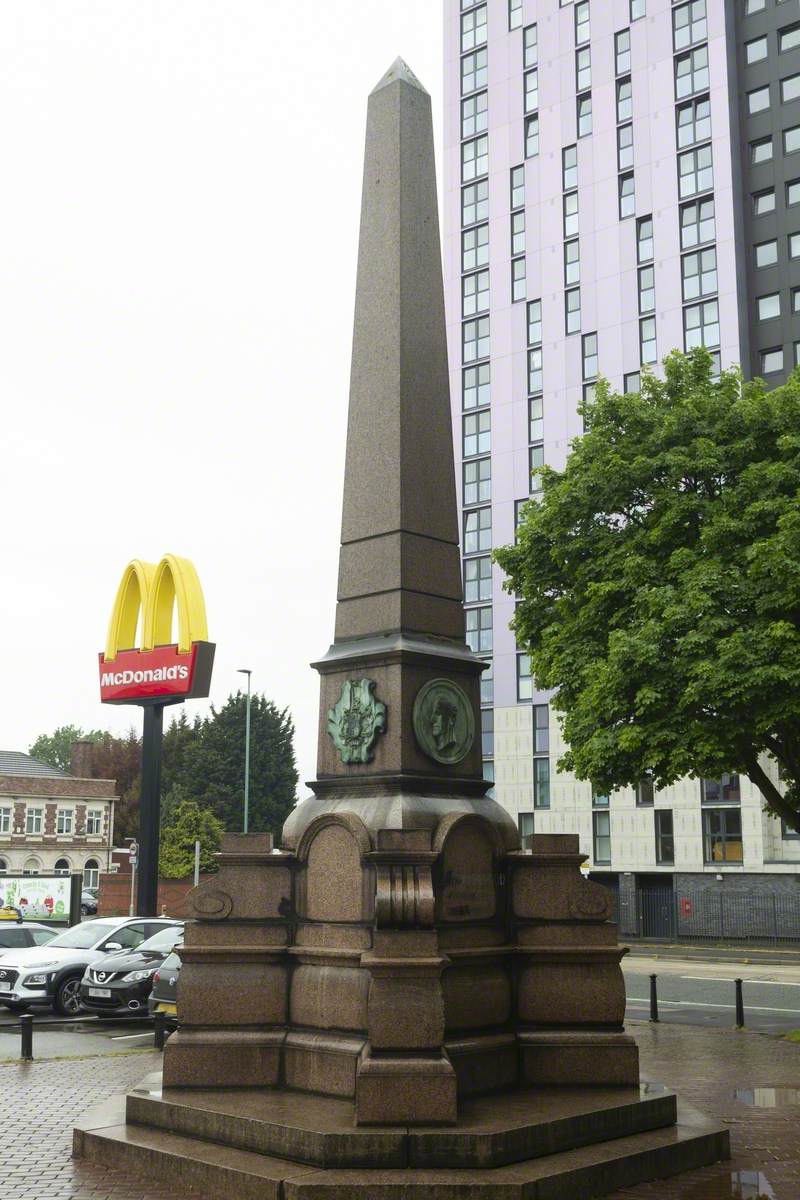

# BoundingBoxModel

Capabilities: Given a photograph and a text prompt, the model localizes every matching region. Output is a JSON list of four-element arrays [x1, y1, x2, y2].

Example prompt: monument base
[[74, 1070, 729, 1198]]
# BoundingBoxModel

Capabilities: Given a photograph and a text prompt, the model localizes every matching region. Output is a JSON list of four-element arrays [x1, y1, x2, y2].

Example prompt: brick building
[[0, 750, 115, 887]]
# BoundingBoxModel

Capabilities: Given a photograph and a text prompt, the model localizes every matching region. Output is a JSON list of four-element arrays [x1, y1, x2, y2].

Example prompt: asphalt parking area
[[0, 1008, 160, 1059]]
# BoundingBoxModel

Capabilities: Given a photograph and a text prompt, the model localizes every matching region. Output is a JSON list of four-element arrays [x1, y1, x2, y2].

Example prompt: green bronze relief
[[412, 678, 475, 765], [327, 678, 387, 764]]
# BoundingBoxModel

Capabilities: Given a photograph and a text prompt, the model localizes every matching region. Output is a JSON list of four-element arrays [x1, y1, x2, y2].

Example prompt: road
[[0, 1007, 159, 1059], [624, 953, 800, 1033]]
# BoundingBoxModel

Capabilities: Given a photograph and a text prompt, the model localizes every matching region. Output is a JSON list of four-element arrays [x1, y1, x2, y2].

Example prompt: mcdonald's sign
[[98, 554, 215, 704]]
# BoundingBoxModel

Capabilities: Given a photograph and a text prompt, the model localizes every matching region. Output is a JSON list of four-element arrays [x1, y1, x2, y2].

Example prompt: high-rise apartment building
[[443, 0, 800, 936]]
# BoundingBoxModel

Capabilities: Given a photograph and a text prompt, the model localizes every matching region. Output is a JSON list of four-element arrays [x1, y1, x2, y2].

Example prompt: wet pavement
[[0, 1019, 798, 1198]]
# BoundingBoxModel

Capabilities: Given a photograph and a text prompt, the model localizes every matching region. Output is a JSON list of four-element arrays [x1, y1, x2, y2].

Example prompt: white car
[[0, 916, 181, 1016], [0, 922, 58, 957]]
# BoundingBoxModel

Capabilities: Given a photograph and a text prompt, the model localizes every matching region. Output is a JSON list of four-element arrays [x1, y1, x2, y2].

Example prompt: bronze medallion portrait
[[412, 678, 475, 765]]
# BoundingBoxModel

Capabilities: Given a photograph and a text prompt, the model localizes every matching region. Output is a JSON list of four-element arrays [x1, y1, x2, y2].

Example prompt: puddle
[[734, 1087, 800, 1108], [684, 1170, 776, 1199]]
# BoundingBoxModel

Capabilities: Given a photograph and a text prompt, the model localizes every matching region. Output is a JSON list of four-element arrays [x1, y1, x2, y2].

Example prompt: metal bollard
[[649, 973, 659, 1022], [154, 1011, 166, 1051], [20, 1013, 33, 1060], [735, 977, 745, 1028]]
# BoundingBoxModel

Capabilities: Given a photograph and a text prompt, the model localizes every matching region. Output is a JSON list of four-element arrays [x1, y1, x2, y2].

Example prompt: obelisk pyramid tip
[[370, 57, 428, 96]]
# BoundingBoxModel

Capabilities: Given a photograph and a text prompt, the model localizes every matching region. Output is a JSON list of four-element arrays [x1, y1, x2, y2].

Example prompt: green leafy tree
[[29, 725, 103, 772], [181, 692, 298, 835], [495, 349, 800, 833], [158, 796, 223, 879]]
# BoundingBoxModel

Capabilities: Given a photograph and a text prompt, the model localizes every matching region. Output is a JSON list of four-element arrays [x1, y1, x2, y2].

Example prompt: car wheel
[[80, 905, 89, 917], [54, 976, 82, 1016]]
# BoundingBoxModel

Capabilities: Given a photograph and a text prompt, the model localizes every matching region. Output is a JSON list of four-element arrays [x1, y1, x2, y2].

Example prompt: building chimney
[[70, 740, 95, 778]]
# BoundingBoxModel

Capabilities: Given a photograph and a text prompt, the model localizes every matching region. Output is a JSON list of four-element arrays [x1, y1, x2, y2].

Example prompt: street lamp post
[[237, 668, 252, 834]]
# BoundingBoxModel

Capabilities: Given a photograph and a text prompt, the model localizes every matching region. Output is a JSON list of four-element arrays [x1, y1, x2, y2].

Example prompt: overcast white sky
[[1, 2, 443, 794]]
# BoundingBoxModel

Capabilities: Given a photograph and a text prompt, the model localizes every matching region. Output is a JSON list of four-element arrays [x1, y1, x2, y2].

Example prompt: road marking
[[626, 998, 800, 1014], [110, 1031, 154, 1041], [678, 976, 800, 986]]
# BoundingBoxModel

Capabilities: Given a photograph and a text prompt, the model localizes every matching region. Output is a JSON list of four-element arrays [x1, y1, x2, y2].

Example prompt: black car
[[80, 890, 98, 917], [147, 947, 181, 1023], [78, 924, 184, 1016]]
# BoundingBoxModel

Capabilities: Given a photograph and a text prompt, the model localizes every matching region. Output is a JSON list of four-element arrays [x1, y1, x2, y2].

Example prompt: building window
[[524, 24, 538, 69], [680, 197, 715, 249], [529, 395, 543, 441], [745, 35, 768, 65], [511, 210, 525, 256], [681, 247, 717, 301], [563, 145, 578, 190], [517, 653, 533, 701], [780, 24, 800, 54], [565, 287, 581, 334], [461, 48, 488, 96], [575, 1, 590, 45], [0, 807, 10, 834], [512, 256, 527, 301], [655, 811, 675, 865], [593, 789, 610, 808], [461, 5, 487, 53], [755, 239, 778, 268], [463, 409, 491, 457], [528, 346, 543, 393], [0, 858, 6, 873], [793, 286, 800, 314], [701, 775, 741, 805], [640, 316, 657, 364], [533, 704, 549, 752], [464, 556, 492, 603], [637, 777, 655, 806], [673, 0, 707, 51], [617, 123, 634, 171], [638, 265, 655, 313], [577, 92, 592, 137], [462, 268, 490, 317], [616, 77, 632, 123], [84, 858, 101, 889], [564, 238, 580, 285], [790, 232, 800, 259], [86, 809, 103, 836], [624, 371, 641, 393], [753, 188, 776, 216], [25, 807, 43, 835], [23, 858, 40, 876], [463, 223, 489, 272], [510, 165, 525, 212], [463, 316, 490, 362], [466, 605, 493, 654], [619, 173, 635, 220], [509, 0, 523, 31], [637, 215, 654, 262], [519, 812, 534, 840], [675, 46, 709, 100], [464, 457, 491, 506], [745, 0, 765, 12], [480, 658, 493, 706], [761, 347, 785, 375], [463, 362, 490, 409], [529, 444, 545, 492], [683, 299, 719, 350], [615, 29, 631, 76], [757, 293, 781, 322], [524, 68, 539, 115], [534, 757, 551, 809], [748, 85, 770, 115], [461, 90, 488, 139], [563, 191, 579, 237], [54, 858, 70, 875], [750, 136, 773, 165], [464, 506, 491, 553], [795, 341, 800, 367], [462, 135, 489, 183], [678, 145, 713, 198], [782, 75, 800, 104], [481, 709, 494, 758], [676, 96, 711, 148], [525, 113, 539, 157], [593, 812, 611, 864], [781, 819, 800, 841], [576, 47, 591, 92], [56, 809, 73, 835], [784, 126, 800, 154], [582, 332, 598, 379], [462, 179, 489, 226], [703, 809, 743, 864], [527, 298, 542, 345]]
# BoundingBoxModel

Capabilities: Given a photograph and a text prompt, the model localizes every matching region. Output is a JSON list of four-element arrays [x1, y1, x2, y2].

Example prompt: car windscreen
[[137, 926, 183, 953], [160, 951, 181, 971], [43, 922, 122, 950]]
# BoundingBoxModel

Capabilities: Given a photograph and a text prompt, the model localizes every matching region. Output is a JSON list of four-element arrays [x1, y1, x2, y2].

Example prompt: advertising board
[[0, 875, 73, 922]]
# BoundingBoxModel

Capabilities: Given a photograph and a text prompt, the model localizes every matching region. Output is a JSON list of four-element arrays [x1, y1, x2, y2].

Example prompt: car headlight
[[23, 973, 50, 986], [122, 968, 156, 983]]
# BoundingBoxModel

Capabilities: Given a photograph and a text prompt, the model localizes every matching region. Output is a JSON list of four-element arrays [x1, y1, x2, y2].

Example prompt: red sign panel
[[680, 897, 693, 918], [98, 642, 214, 705]]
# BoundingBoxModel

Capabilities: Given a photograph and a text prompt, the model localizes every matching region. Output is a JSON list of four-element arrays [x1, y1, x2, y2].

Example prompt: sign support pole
[[137, 703, 165, 918]]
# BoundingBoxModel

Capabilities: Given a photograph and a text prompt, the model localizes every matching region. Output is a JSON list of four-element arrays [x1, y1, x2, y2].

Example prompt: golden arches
[[104, 554, 208, 661]]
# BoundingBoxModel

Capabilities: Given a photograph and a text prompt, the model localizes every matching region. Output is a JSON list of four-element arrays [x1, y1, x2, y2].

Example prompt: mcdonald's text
[[98, 642, 215, 704]]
